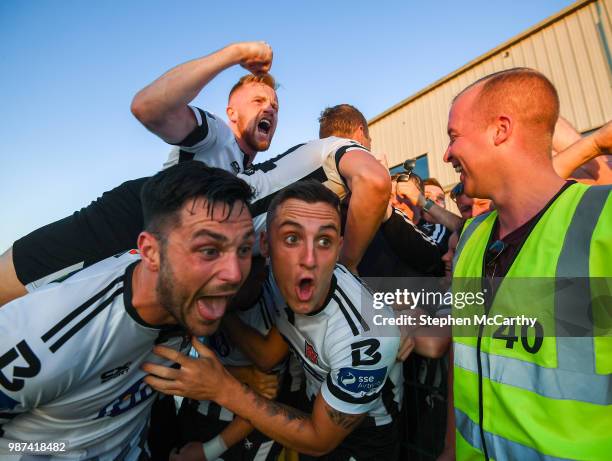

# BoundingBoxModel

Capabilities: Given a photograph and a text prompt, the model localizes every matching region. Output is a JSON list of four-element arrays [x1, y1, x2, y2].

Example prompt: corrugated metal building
[[369, 0, 612, 190]]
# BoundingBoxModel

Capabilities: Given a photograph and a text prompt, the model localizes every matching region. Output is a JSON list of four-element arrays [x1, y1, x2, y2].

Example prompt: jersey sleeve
[[324, 138, 370, 190], [320, 327, 400, 415], [163, 107, 230, 168]]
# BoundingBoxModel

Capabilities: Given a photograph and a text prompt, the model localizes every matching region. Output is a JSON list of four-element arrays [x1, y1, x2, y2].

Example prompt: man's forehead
[[180, 197, 252, 223], [275, 199, 339, 225], [233, 82, 278, 101]]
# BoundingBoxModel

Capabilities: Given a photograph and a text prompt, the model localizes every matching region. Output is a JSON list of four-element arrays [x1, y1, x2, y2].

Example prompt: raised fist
[[236, 41, 273, 75]]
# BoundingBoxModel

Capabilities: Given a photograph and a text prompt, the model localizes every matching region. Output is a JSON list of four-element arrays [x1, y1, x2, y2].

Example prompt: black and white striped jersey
[[266, 265, 403, 427], [0, 251, 189, 460], [164, 107, 248, 174]]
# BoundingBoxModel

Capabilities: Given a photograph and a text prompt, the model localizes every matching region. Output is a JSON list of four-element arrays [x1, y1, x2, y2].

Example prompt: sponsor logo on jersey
[[337, 367, 387, 395], [231, 161, 241, 174], [0, 340, 41, 392], [100, 362, 132, 383], [96, 377, 154, 419], [304, 341, 318, 365]]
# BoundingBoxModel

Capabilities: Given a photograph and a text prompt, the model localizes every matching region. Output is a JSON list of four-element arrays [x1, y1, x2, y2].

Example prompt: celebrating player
[[0, 162, 255, 459], [144, 181, 403, 460]]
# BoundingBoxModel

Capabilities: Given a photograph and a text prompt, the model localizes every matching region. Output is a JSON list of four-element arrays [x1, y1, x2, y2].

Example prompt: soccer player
[[144, 181, 403, 460], [0, 162, 255, 460], [2, 103, 388, 304]]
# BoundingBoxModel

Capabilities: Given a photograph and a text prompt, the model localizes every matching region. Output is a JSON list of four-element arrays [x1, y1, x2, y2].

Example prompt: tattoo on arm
[[324, 406, 364, 431], [242, 384, 308, 428]]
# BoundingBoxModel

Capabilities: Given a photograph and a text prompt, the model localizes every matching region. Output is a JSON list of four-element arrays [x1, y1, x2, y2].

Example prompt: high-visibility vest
[[452, 183, 612, 460]]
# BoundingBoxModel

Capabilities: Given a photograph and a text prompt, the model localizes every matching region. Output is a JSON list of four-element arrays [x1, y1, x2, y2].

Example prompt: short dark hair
[[318, 104, 368, 140], [266, 180, 340, 229], [141, 161, 254, 239], [423, 177, 443, 190]]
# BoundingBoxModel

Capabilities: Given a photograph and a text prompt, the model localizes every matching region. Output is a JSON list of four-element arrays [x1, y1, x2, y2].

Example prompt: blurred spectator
[[449, 182, 492, 219], [418, 178, 452, 254]]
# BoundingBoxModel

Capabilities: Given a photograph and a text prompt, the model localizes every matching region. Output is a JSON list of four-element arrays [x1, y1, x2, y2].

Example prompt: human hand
[[235, 41, 273, 75], [170, 442, 207, 461], [397, 332, 415, 362], [248, 368, 280, 399], [396, 181, 422, 207], [143, 338, 234, 403]]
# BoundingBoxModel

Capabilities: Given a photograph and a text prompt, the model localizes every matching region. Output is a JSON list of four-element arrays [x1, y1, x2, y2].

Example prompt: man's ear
[[260, 231, 269, 258], [227, 105, 237, 124], [492, 115, 513, 146], [138, 231, 161, 272]]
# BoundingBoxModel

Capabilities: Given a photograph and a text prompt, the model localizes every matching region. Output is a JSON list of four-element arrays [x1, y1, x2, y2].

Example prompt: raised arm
[[552, 120, 612, 184], [339, 150, 391, 273], [131, 42, 272, 144]]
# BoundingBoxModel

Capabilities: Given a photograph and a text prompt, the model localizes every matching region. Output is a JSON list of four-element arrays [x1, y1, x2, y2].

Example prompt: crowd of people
[[0, 40, 610, 461]]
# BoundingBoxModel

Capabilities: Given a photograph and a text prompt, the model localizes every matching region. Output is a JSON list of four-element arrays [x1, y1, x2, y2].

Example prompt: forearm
[[341, 180, 388, 271], [131, 44, 242, 139], [219, 379, 328, 456], [220, 416, 255, 449], [222, 317, 286, 371], [552, 135, 600, 179], [420, 198, 463, 232]]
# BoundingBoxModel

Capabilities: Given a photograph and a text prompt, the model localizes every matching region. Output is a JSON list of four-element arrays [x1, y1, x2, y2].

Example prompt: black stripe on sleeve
[[336, 286, 369, 332], [171, 108, 210, 147], [250, 166, 328, 218], [334, 143, 365, 187], [326, 374, 381, 404], [333, 294, 359, 336], [49, 286, 124, 353], [41, 275, 124, 342]]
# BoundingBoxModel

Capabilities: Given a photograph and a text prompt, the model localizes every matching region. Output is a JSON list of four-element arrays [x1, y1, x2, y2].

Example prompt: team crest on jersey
[[304, 340, 318, 365], [96, 377, 154, 419], [231, 161, 241, 174]]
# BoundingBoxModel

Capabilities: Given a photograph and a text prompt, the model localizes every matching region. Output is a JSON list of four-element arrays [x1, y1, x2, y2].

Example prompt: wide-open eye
[[284, 234, 299, 245], [238, 244, 253, 258], [200, 247, 219, 259], [317, 236, 332, 248]]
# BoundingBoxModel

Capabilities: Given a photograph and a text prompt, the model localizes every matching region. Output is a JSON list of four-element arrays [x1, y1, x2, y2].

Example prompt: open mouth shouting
[[257, 117, 273, 136], [296, 276, 315, 303], [196, 295, 233, 323]]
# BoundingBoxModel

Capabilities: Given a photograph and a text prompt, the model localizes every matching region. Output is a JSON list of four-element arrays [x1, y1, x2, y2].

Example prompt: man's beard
[[156, 248, 189, 330]]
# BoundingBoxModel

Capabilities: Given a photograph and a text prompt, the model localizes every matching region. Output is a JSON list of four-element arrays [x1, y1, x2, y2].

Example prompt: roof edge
[[368, 0, 595, 125]]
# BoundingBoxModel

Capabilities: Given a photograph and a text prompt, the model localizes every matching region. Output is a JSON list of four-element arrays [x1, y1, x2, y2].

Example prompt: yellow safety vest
[[452, 183, 612, 460]]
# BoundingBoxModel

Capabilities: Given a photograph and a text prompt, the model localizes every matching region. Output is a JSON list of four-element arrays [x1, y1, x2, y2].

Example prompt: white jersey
[[164, 116, 370, 253], [0, 251, 189, 460], [266, 265, 403, 427], [164, 107, 248, 174]]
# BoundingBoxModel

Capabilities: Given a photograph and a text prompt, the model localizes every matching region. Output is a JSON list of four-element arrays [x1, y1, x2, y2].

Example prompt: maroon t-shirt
[[484, 181, 576, 279]]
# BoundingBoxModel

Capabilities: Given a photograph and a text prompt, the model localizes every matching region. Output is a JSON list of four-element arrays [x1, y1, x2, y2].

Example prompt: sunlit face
[[443, 86, 495, 199], [441, 231, 459, 279], [156, 199, 255, 337], [423, 184, 446, 223], [264, 199, 342, 315], [228, 82, 278, 154]]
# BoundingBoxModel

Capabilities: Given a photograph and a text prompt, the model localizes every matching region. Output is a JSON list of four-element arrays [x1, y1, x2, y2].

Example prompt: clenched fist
[[234, 41, 273, 75]]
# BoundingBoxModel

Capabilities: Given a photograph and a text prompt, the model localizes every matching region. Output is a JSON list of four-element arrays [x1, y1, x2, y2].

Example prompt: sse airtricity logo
[[337, 367, 387, 395]]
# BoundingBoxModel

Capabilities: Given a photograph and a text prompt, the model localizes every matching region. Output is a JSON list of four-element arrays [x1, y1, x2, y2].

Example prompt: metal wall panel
[[369, 0, 612, 191]]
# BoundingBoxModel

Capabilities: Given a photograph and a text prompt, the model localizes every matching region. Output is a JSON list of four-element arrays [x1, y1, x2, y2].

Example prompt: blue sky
[[0, 0, 574, 251]]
